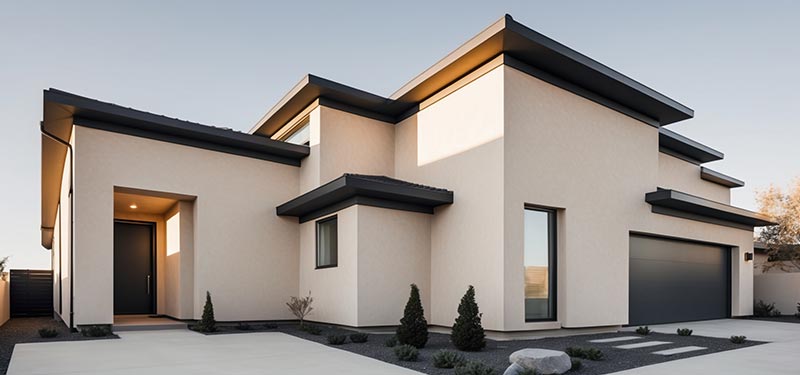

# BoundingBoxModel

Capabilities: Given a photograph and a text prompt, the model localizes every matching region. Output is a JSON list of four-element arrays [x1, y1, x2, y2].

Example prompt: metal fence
[[10, 269, 53, 317]]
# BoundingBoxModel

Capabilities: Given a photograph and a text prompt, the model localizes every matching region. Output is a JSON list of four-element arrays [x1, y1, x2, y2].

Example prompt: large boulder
[[508, 348, 571, 374]]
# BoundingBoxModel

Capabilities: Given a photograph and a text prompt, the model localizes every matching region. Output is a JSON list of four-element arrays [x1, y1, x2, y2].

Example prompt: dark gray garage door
[[629, 235, 730, 326]]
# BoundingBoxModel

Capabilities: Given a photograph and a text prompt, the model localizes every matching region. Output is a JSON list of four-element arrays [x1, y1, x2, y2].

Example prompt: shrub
[[396, 284, 428, 348], [194, 291, 216, 332], [754, 300, 780, 317], [327, 334, 347, 345], [394, 344, 419, 361], [384, 335, 398, 347], [635, 326, 651, 335], [287, 291, 314, 328], [38, 327, 59, 338], [263, 323, 278, 329], [432, 350, 466, 368], [349, 333, 369, 343], [677, 328, 693, 336], [565, 347, 604, 361], [236, 322, 252, 331], [454, 361, 496, 375], [451, 285, 486, 351], [730, 335, 747, 344], [81, 325, 112, 337], [571, 358, 583, 371], [301, 324, 322, 335]]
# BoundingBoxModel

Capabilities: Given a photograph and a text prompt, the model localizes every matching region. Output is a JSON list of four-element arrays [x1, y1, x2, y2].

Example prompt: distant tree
[[397, 284, 428, 348], [0, 256, 8, 274], [757, 178, 800, 272]]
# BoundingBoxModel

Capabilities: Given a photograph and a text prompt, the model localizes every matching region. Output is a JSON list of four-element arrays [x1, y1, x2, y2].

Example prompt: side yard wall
[[754, 272, 800, 315], [0, 277, 9, 327]]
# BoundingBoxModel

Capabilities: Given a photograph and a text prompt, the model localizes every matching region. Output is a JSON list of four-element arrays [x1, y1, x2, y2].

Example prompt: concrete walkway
[[613, 319, 800, 374], [8, 330, 422, 374]]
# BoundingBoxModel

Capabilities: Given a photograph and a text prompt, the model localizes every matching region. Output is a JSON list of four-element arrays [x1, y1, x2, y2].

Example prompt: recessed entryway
[[114, 221, 156, 315]]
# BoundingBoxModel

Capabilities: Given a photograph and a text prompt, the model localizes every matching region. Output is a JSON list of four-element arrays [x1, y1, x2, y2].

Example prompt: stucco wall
[[394, 65, 505, 330], [72, 125, 300, 324], [0, 277, 9, 327], [754, 272, 800, 315], [657, 152, 730, 204], [52, 128, 74, 326], [503, 65, 754, 329]]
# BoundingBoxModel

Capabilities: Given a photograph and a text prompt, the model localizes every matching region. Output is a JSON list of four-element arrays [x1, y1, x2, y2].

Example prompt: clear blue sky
[[1, 1, 798, 269]]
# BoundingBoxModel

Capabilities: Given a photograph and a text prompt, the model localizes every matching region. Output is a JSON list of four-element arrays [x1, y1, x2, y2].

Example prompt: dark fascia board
[[700, 167, 745, 188], [276, 174, 454, 223], [251, 14, 694, 136], [646, 189, 775, 228], [658, 128, 724, 164]]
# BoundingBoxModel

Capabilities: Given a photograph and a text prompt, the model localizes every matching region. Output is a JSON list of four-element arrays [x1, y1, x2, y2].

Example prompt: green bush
[[396, 284, 428, 348], [635, 326, 651, 335], [754, 300, 781, 317], [432, 350, 465, 368], [81, 325, 112, 337], [571, 358, 583, 371], [384, 335, 398, 347], [451, 285, 486, 351], [327, 334, 347, 345], [394, 344, 419, 361], [349, 333, 369, 343], [730, 335, 747, 344], [300, 324, 322, 335], [454, 361, 496, 375], [677, 328, 693, 336], [38, 327, 59, 338], [194, 291, 217, 332], [565, 346, 604, 361]]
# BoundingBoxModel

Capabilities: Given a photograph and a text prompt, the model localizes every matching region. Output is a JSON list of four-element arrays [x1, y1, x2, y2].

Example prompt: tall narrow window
[[524, 207, 556, 321], [285, 120, 310, 146], [316, 216, 338, 268]]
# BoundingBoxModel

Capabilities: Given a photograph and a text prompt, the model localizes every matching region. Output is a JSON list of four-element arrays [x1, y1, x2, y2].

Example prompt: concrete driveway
[[613, 319, 800, 374], [8, 330, 422, 375]]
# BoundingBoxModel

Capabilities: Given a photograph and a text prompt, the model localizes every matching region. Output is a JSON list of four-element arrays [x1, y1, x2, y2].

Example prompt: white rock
[[509, 348, 571, 375], [502, 363, 526, 375]]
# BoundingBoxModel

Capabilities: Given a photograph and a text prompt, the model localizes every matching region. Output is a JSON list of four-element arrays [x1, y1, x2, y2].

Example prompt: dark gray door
[[114, 221, 155, 315], [629, 235, 730, 325]]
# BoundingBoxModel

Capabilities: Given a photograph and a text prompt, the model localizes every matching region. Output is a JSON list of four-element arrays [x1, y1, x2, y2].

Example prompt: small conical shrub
[[196, 291, 216, 332], [396, 284, 428, 348], [451, 285, 485, 351]]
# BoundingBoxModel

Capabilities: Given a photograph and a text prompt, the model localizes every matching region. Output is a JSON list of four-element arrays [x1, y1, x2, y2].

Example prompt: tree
[[451, 285, 485, 351], [397, 284, 428, 348], [286, 291, 314, 327], [756, 178, 800, 272], [196, 291, 216, 332]]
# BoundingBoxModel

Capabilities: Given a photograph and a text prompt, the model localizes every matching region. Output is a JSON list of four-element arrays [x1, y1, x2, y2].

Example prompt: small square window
[[316, 216, 337, 268]]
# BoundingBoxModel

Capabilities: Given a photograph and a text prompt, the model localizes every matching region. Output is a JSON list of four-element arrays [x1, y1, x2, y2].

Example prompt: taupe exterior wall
[[657, 152, 730, 204], [298, 205, 431, 327], [71, 126, 299, 324]]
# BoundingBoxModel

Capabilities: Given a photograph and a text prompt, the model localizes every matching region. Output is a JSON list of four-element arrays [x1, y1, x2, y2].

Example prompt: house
[[40, 14, 774, 332]]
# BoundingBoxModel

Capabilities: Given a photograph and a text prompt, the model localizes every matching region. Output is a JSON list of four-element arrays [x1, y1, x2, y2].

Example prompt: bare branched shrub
[[286, 291, 314, 327]]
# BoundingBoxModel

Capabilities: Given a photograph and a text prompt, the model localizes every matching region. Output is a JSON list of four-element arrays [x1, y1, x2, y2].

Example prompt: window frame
[[315, 215, 338, 269], [523, 205, 557, 322]]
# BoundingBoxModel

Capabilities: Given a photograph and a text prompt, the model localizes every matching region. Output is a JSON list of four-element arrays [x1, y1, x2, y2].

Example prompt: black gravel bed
[[274, 325, 763, 375], [741, 315, 800, 324], [0, 317, 118, 374]]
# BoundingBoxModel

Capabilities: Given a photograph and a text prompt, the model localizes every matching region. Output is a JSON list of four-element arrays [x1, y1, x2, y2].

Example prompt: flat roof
[[700, 167, 744, 188], [659, 128, 724, 164], [646, 189, 775, 228], [251, 14, 694, 136], [40, 89, 310, 248], [276, 174, 453, 223]]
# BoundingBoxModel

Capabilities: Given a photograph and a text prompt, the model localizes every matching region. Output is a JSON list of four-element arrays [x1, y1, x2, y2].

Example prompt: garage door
[[629, 235, 730, 326]]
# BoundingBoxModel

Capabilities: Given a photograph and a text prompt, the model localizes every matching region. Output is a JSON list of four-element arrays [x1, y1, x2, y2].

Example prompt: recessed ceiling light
[[130, 204, 138, 209]]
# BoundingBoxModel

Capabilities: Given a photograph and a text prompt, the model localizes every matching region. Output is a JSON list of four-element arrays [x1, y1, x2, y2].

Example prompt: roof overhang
[[646, 189, 775, 229], [658, 128, 724, 164], [276, 174, 453, 223], [700, 167, 744, 188], [251, 14, 694, 136], [40, 89, 310, 248]]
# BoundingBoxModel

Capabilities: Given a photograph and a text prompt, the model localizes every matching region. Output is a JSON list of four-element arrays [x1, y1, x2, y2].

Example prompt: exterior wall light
[[129, 204, 138, 209], [744, 252, 754, 262]]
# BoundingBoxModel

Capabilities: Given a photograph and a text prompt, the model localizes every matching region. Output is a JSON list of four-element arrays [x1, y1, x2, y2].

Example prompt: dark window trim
[[523, 205, 558, 323], [315, 215, 338, 269]]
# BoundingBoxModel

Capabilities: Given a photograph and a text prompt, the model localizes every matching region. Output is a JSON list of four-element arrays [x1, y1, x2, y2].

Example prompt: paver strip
[[652, 346, 707, 356], [615, 341, 672, 349], [589, 336, 642, 343]]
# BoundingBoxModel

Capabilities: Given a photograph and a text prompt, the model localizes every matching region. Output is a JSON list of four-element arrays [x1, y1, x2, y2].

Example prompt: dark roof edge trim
[[645, 189, 775, 228], [700, 167, 745, 188], [659, 128, 724, 164]]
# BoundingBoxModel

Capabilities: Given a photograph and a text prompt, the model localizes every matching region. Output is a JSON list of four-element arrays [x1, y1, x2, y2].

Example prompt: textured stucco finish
[[658, 152, 730, 204]]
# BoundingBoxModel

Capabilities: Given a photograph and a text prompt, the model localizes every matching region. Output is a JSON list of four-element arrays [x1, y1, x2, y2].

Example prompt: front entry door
[[114, 221, 155, 314]]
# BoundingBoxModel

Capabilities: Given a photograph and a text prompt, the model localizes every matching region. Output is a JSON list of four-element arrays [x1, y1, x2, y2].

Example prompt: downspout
[[40, 122, 75, 331]]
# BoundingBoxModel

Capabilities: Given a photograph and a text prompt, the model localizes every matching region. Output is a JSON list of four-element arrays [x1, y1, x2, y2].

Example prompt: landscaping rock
[[509, 348, 571, 374], [502, 362, 526, 375]]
